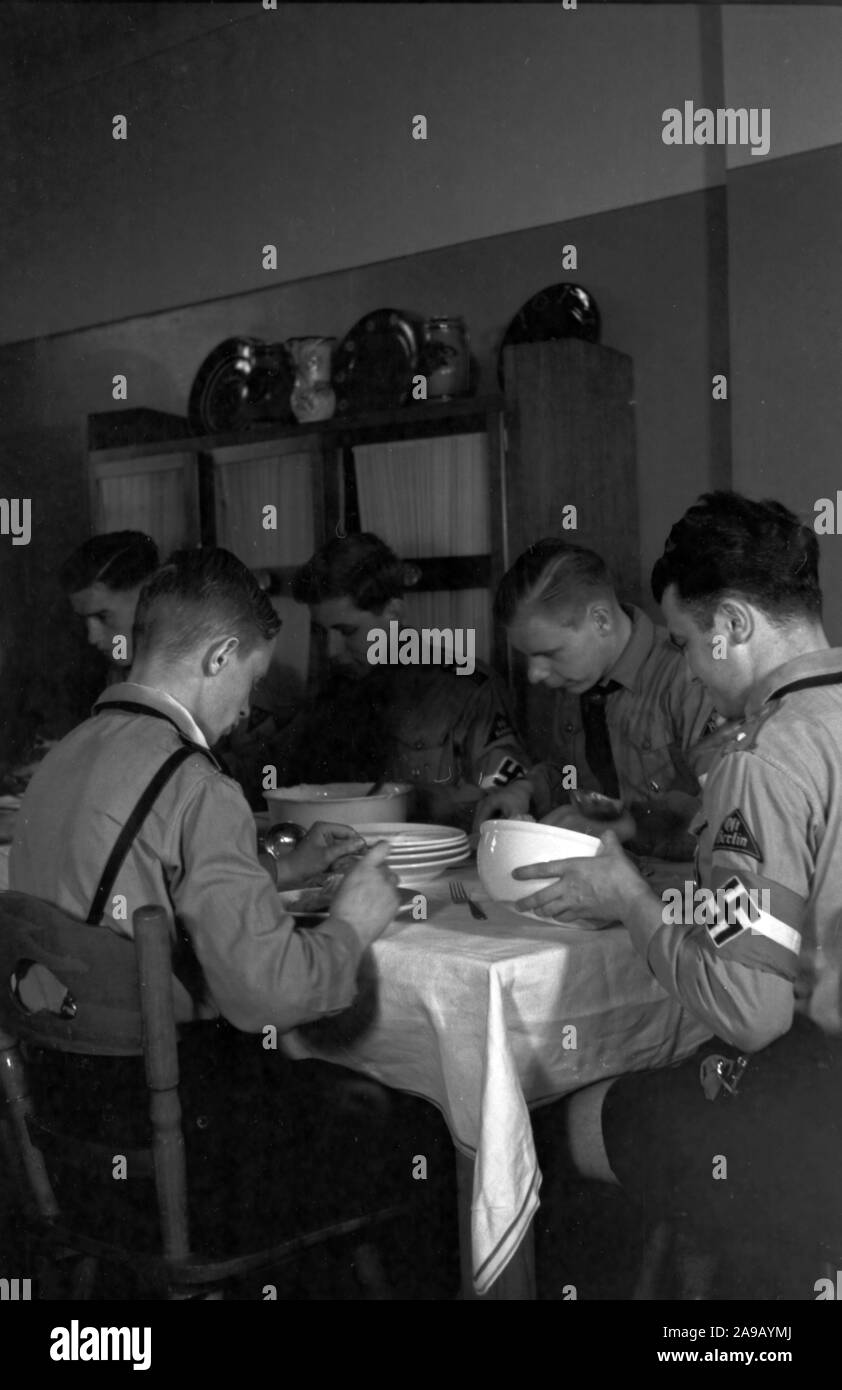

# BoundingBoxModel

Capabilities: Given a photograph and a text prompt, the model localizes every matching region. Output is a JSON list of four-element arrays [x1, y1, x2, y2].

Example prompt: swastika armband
[[705, 874, 801, 958], [479, 757, 526, 790]]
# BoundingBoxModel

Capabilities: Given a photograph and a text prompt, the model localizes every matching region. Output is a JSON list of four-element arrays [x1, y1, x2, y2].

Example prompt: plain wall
[[722, 4, 842, 168], [0, 2, 717, 342], [727, 142, 842, 642]]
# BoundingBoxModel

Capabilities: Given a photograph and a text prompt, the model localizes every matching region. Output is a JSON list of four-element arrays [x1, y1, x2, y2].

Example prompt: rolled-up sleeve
[[171, 774, 366, 1033]]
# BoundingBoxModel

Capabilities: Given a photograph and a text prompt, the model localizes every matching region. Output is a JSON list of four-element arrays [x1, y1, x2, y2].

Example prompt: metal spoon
[[262, 821, 307, 858]]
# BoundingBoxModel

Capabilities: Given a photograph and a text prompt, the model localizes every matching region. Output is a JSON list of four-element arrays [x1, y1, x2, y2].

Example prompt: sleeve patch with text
[[711, 808, 762, 861]]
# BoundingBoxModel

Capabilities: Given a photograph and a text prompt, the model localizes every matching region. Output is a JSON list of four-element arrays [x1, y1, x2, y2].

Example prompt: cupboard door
[[90, 452, 198, 558], [211, 440, 320, 569], [352, 432, 493, 662], [211, 440, 323, 688]]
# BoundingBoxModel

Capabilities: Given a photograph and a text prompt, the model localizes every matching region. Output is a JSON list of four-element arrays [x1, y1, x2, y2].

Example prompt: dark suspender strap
[[770, 673, 842, 700], [86, 745, 197, 925]]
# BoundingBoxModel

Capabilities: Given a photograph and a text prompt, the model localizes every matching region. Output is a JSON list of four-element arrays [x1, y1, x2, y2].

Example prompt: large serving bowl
[[477, 819, 601, 905], [263, 781, 410, 831]]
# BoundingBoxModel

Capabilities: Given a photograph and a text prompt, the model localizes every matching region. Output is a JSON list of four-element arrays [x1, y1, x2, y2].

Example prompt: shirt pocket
[[628, 730, 696, 800]]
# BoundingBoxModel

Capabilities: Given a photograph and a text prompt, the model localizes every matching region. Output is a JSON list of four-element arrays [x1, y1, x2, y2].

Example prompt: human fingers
[[514, 882, 569, 915], [511, 858, 570, 880], [357, 839, 393, 869], [306, 820, 364, 847]]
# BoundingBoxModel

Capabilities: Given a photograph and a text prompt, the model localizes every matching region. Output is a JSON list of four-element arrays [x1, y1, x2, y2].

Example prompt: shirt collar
[[604, 605, 655, 693], [745, 647, 842, 717], [95, 683, 210, 749]]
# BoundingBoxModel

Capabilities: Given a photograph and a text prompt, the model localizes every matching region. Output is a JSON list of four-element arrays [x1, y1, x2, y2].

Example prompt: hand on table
[[330, 841, 400, 948], [472, 779, 533, 833], [512, 828, 648, 926], [275, 820, 366, 887]]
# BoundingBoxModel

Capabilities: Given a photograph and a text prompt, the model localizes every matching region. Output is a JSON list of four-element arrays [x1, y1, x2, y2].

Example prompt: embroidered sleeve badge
[[712, 808, 762, 861]]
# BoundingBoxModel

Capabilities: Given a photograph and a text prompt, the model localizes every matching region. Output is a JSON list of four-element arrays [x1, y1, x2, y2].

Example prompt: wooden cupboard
[[86, 342, 637, 748]]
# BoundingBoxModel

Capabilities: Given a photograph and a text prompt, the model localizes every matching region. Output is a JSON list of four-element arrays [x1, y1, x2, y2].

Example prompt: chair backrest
[[0, 891, 146, 1056], [0, 894, 189, 1262]]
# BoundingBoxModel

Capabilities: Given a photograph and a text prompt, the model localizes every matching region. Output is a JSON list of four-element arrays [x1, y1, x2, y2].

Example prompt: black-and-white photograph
[[0, 0, 840, 1346]]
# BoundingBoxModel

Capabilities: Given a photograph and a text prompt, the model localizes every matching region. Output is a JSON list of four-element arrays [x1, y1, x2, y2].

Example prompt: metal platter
[[497, 283, 601, 389], [188, 338, 295, 435], [332, 309, 426, 415]]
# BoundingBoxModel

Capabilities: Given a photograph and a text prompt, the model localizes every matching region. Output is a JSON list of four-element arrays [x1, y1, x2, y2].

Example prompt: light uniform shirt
[[529, 606, 716, 817], [638, 647, 842, 1047], [10, 683, 365, 1033]]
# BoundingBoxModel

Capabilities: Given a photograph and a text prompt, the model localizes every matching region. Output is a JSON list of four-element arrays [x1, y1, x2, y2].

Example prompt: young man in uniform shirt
[[244, 533, 529, 829], [60, 530, 160, 680], [11, 547, 455, 1285], [518, 494, 842, 1284], [475, 540, 717, 857]]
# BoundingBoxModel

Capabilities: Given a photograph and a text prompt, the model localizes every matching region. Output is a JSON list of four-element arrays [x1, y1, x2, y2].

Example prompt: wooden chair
[[0, 892, 403, 1300]]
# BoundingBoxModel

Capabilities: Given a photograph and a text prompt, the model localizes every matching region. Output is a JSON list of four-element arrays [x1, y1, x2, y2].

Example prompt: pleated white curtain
[[214, 450, 315, 568], [352, 433, 492, 660], [213, 447, 317, 684], [93, 454, 197, 561]]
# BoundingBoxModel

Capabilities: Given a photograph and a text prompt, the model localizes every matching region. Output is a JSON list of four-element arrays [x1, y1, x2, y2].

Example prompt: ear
[[716, 599, 753, 646], [204, 635, 240, 675], [589, 601, 611, 634]]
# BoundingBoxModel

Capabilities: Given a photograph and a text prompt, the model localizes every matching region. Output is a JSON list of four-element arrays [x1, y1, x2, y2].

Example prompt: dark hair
[[651, 491, 822, 626], [292, 533, 418, 613], [59, 531, 159, 594], [133, 547, 282, 661], [494, 539, 615, 627]]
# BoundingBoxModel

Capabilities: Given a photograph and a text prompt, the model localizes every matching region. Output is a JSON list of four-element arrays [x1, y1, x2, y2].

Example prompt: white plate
[[386, 837, 468, 851], [385, 843, 470, 862], [360, 823, 468, 847], [279, 885, 416, 922], [389, 846, 471, 866], [393, 851, 472, 885], [394, 865, 452, 886]]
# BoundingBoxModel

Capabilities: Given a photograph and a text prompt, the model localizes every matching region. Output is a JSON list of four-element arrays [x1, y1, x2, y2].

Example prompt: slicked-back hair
[[292, 533, 410, 613], [60, 531, 159, 594], [494, 539, 616, 628], [133, 547, 281, 662], [651, 491, 822, 628]]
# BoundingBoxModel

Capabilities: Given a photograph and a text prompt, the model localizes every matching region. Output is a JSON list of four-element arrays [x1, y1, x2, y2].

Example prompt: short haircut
[[292, 533, 413, 613], [651, 490, 822, 627], [494, 539, 615, 627], [133, 547, 281, 661], [59, 531, 159, 594]]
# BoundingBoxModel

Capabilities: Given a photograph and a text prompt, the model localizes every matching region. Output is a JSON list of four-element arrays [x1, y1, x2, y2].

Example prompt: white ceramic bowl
[[477, 819, 601, 904], [264, 781, 410, 831]]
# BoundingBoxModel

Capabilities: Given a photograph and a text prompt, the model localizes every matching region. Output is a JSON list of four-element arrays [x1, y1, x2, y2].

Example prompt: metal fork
[[450, 879, 487, 920]]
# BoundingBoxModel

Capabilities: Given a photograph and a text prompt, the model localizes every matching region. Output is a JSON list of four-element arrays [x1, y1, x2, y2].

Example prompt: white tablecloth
[[282, 866, 712, 1293]]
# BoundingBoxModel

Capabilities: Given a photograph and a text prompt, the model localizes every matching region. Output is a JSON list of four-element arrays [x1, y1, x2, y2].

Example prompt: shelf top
[[89, 394, 506, 461]]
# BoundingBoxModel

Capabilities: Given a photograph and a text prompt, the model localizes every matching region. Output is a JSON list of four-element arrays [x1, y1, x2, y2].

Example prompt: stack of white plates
[[359, 823, 471, 885]]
